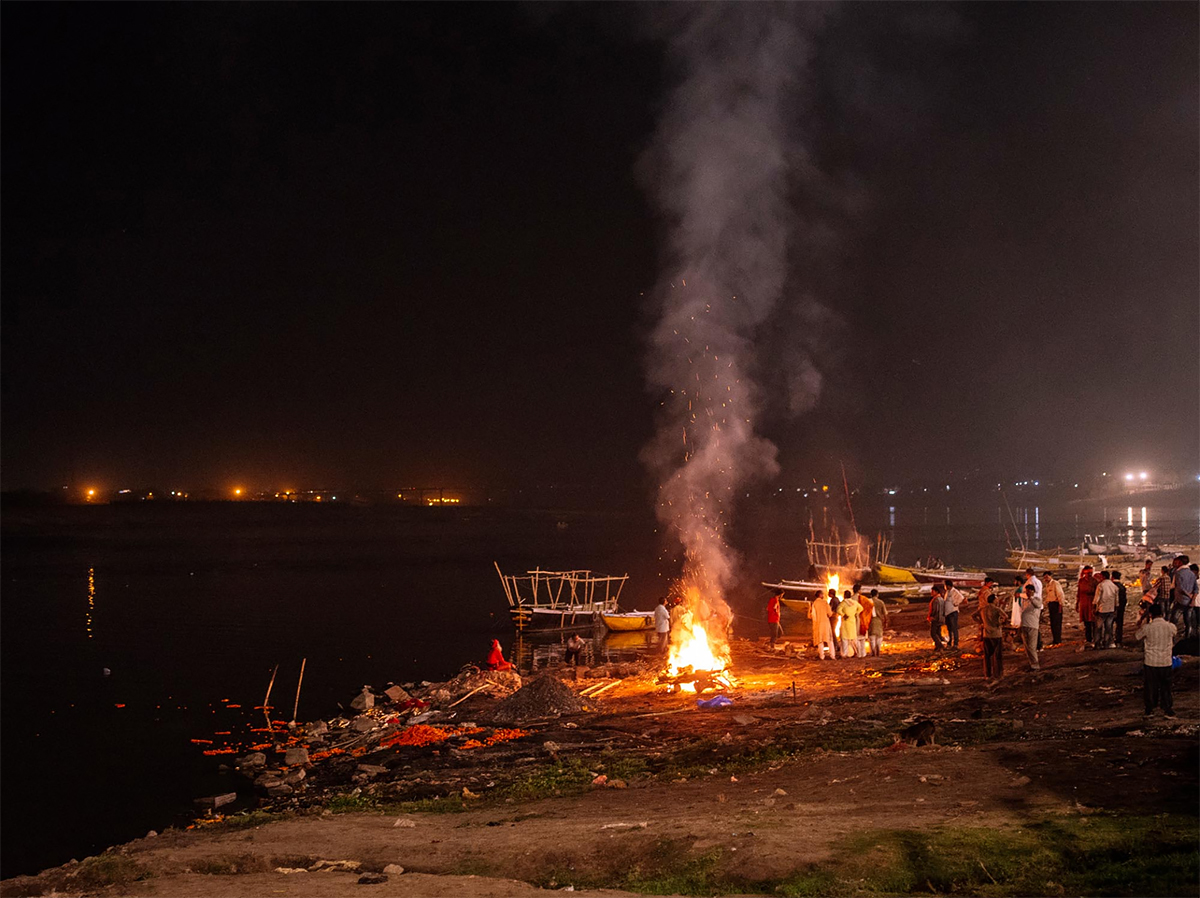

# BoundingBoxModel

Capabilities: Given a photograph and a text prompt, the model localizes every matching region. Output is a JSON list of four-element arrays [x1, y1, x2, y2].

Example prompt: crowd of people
[[775, 553, 1196, 716], [802, 586, 889, 660]]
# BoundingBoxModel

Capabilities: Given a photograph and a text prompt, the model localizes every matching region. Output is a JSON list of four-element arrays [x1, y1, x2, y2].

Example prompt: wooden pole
[[263, 664, 279, 729], [291, 657, 307, 724]]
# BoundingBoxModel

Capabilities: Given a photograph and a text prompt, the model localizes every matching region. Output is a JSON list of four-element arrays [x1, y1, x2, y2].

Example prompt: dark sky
[[3, 2, 1197, 494]]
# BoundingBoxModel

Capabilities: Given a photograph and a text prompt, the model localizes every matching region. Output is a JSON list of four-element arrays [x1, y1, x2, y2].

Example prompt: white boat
[[1157, 544, 1199, 556]]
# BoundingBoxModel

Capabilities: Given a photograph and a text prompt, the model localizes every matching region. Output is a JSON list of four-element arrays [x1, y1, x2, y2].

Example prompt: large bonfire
[[663, 581, 734, 693]]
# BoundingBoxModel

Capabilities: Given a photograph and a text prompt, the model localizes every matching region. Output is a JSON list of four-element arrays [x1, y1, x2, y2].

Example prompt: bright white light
[[1034, 481, 1039, 486], [1125, 474, 1134, 481], [1139, 472, 1147, 480]]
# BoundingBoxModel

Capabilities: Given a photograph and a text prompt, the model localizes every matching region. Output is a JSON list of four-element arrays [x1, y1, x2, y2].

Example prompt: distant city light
[[1125, 474, 1134, 481], [1139, 472, 1147, 480], [86, 489, 95, 497]]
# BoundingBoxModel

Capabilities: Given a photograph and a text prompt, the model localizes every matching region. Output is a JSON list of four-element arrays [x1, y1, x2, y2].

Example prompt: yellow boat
[[875, 563, 918, 584], [601, 611, 655, 632], [779, 597, 812, 614]]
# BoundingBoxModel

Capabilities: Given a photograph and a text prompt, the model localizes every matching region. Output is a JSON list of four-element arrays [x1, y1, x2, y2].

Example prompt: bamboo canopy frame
[[494, 563, 628, 614]]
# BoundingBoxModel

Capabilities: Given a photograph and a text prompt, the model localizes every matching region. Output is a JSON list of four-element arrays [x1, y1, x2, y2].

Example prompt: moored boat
[[907, 568, 988, 589], [496, 564, 629, 632], [875, 562, 919, 584], [601, 611, 656, 632]]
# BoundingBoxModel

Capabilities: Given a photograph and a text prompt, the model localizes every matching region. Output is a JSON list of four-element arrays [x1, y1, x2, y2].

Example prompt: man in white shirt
[[654, 598, 671, 654], [943, 580, 964, 649], [1094, 571, 1120, 649], [1136, 605, 1177, 717]]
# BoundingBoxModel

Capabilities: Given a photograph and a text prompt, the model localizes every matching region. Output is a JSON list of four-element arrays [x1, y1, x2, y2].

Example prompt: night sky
[[3, 3, 1197, 495]]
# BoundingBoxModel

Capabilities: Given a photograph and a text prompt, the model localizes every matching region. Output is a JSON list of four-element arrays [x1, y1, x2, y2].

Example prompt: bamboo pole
[[263, 664, 279, 729], [448, 683, 493, 708], [291, 658, 307, 724]]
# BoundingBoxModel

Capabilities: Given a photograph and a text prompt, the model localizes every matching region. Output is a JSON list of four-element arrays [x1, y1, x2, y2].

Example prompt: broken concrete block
[[284, 747, 310, 766]]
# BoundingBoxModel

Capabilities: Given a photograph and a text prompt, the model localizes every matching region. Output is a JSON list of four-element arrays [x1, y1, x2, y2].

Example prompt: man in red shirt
[[767, 592, 783, 646]]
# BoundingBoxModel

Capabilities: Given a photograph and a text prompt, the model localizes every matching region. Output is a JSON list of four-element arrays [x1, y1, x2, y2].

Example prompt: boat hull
[[602, 612, 655, 632], [875, 563, 918, 584], [510, 606, 603, 632], [909, 569, 987, 589]]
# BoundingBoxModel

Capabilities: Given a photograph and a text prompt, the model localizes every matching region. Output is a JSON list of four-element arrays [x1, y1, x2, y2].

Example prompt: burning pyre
[[658, 584, 735, 693]]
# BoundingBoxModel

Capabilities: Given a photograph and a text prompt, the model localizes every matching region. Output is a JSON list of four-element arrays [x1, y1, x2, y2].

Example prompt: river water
[[2, 495, 1196, 876]]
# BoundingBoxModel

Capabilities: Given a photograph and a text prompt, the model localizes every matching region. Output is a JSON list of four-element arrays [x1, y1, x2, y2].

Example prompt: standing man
[[1076, 565, 1098, 645], [1094, 570, 1119, 649], [868, 589, 888, 657], [837, 590, 862, 660], [1024, 568, 1045, 650], [654, 598, 671, 655], [1155, 565, 1174, 619], [1112, 571, 1128, 645], [1136, 605, 1177, 717], [856, 586, 873, 658], [827, 588, 842, 658], [927, 584, 946, 653], [978, 592, 1004, 682], [809, 589, 835, 660], [943, 579, 964, 649], [1171, 555, 1196, 640], [1042, 571, 1065, 646], [1139, 558, 1156, 606], [1019, 582, 1044, 671], [767, 592, 783, 646]]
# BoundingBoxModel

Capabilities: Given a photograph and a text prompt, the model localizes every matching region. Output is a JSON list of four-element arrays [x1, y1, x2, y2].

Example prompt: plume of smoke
[[640, 5, 827, 627]]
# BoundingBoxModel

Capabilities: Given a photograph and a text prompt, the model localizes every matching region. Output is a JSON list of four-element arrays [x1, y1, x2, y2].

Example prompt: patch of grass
[[69, 855, 151, 891], [189, 854, 271, 875], [324, 792, 377, 814], [208, 809, 281, 830], [517, 815, 1199, 897], [835, 814, 1199, 897]]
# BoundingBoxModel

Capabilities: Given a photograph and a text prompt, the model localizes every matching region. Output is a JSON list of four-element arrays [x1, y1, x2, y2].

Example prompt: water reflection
[[86, 567, 95, 639], [888, 506, 896, 528], [513, 627, 655, 675]]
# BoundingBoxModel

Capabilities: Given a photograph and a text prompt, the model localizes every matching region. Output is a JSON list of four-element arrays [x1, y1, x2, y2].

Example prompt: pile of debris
[[489, 674, 584, 723], [421, 667, 522, 708]]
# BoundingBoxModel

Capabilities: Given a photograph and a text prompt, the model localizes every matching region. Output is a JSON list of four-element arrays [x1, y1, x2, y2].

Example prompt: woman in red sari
[[487, 639, 514, 671]]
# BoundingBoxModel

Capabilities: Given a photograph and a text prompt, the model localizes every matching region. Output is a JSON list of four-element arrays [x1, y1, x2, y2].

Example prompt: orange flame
[[665, 595, 730, 693], [826, 573, 840, 595]]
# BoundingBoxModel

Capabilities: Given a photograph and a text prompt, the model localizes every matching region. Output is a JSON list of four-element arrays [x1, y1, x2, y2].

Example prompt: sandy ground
[[5, 580, 1198, 897]]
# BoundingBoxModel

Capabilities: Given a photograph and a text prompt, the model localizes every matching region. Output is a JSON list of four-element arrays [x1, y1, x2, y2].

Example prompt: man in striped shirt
[[1136, 605, 1177, 717]]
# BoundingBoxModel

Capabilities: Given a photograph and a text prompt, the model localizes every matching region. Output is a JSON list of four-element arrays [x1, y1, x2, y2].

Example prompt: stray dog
[[893, 718, 937, 747]]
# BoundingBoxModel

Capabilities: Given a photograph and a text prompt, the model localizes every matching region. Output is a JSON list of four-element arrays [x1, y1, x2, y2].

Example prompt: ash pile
[[489, 674, 584, 723]]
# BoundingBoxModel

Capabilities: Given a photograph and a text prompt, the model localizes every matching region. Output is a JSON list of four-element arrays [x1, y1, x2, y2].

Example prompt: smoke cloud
[[639, 5, 830, 622]]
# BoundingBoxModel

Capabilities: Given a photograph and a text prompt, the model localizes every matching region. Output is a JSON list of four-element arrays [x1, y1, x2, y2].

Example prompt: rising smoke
[[639, 5, 831, 627]]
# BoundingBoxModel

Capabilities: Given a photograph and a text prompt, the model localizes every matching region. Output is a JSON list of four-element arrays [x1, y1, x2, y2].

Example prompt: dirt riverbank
[[4, 582, 1198, 898]]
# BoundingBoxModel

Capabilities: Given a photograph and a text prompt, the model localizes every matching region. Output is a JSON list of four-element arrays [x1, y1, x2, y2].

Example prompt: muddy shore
[[4, 572, 1198, 898]]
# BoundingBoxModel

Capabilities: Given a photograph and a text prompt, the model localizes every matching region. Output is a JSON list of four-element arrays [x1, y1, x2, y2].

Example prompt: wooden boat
[[907, 568, 988, 589], [601, 611, 655, 632], [763, 580, 928, 611], [496, 564, 628, 632], [1156, 544, 1200, 556], [1007, 548, 1095, 569], [876, 562, 918, 584]]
